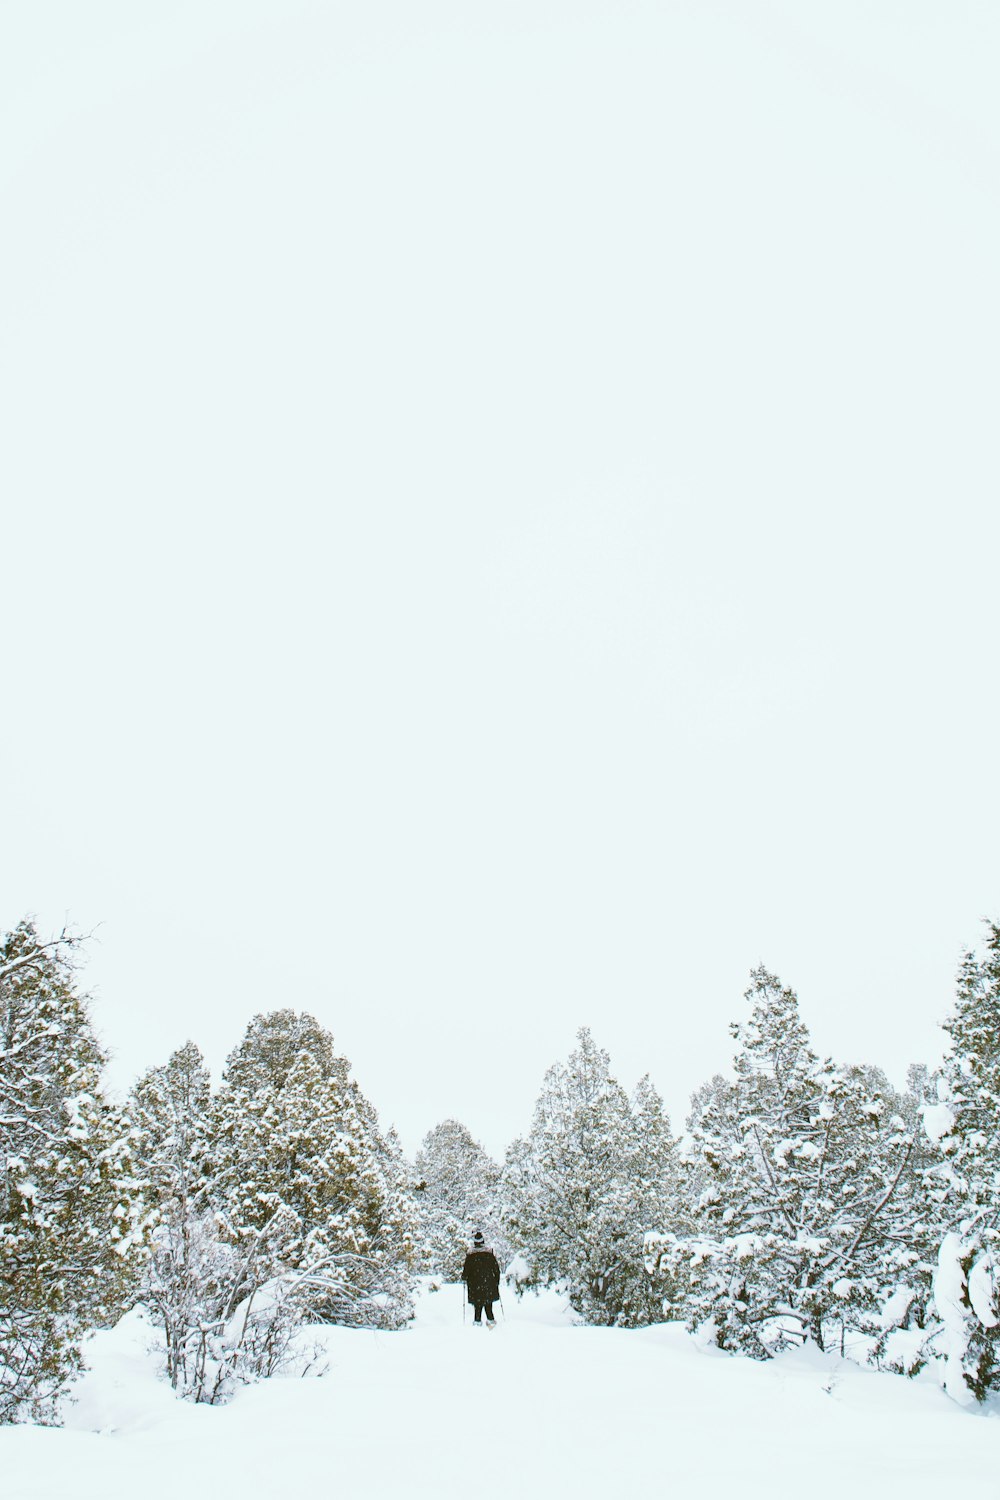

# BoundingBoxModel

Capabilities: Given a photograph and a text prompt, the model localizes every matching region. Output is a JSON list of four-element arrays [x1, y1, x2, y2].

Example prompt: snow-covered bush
[[131, 1041, 250, 1400], [0, 922, 146, 1422]]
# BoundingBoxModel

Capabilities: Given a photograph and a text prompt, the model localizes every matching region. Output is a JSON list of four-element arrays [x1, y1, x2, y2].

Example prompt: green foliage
[[502, 1028, 686, 1326], [654, 968, 930, 1359], [0, 922, 146, 1423], [413, 1120, 506, 1279], [12, 909, 1000, 1413], [131, 1042, 235, 1398], [223, 1009, 342, 1094], [210, 1011, 416, 1332], [131, 1011, 418, 1403], [929, 923, 1000, 1403]]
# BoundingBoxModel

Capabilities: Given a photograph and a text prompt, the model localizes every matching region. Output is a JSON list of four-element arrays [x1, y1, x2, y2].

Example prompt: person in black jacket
[[461, 1230, 501, 1327]]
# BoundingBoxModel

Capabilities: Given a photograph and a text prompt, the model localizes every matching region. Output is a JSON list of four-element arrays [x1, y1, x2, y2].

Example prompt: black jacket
[[462, 1246, 501, 1303]]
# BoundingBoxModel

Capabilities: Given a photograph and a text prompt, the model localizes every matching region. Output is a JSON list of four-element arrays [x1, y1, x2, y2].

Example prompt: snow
[[968, 1253, 999, 1330], [879, 1287, 915, 1331], [2, 1282, 997, 1499], [932, 1233, 978, 1408], [920, 1101, 955, 1145], [504, 1252, 532, 1288]]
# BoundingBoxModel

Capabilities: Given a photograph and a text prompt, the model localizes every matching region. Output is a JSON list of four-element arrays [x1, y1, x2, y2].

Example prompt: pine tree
[[209, 1010, 415, 1333], [223, 1009, 342, 1094], [502, 1028, 685, 1325], [929, 924, 1000, 1403], [130, 1042, 237, 1398], [413, 1120, 506, 1278], [655, 968, 927, 1358], [835, 1064, 939, 1373], [621, 1073, 690, 1325], [0, 921, 145, 1422]]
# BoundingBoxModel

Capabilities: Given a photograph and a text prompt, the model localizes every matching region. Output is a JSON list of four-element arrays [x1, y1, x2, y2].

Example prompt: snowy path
[[2, 1284, 998, 1500]]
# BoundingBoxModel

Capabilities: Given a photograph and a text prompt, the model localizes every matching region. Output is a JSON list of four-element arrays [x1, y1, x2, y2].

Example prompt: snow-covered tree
[[0, 922, 146, 1422], [926, 924, 1000, 1403], [223, 1009, 342, 1094], [502, 1028, 685, 1325], [413, 1120, 506, 1278], [133, 1036, 339, 1403], [209, 1010, 416, 1333], [130, 1042, 241, 1398], [131, 1011, 418, 1402], [650, 968, 928, 1359]]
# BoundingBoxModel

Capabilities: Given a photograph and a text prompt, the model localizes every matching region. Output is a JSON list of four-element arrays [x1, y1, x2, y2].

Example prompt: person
[[461, 1229, 501, 1327]]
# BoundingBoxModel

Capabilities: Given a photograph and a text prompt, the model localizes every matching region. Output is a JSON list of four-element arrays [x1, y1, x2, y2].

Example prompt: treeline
[[0, 923, 413, 1419], [2, 917, 998, 1422]]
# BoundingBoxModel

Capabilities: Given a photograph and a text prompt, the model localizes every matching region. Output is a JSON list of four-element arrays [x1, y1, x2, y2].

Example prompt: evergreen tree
[[836, 1064, 939, 1373], [130, 1042, 239, 1398], [209, 1010, 415, 1333], [652, 968, 927, 1358], [502, 1028, 685, 1325], [413, 1120, 506, 1278], [0, 922, 145, 1422], [929, 924, 1000, 1403], [223, 1009, 342, 1093]]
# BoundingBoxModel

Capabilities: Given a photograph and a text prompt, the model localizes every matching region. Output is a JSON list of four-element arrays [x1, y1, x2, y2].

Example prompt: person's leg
[[473, 1301, 484, 1323], [484, 1301, 495, 1324]]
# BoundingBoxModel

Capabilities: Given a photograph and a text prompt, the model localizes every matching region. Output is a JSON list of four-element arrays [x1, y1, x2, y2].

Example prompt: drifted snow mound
[[933, 1232, 1000, 1407], [0, 1282, 996, 1500], [59, 1306, 181, 1435]]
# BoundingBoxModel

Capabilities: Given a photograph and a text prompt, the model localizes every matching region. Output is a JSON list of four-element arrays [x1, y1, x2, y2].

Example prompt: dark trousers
[[473, 1301, 495, 1323]]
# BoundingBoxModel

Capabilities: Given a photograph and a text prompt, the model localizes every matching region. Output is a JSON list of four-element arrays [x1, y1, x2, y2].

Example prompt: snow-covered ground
[[2, 1283, 998, 1500]]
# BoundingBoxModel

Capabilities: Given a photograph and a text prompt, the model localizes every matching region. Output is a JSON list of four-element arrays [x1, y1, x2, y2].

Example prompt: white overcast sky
[[2, 2, 998, 1160]]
